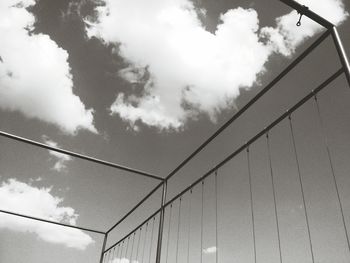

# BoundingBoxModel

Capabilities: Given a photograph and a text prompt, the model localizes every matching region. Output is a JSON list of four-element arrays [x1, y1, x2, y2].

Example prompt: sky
[[0, 0, 350, 263]]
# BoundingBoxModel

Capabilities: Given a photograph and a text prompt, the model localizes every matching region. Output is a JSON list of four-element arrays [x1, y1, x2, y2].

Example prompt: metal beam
[[0, 209, 105, 235], [278, 0, 334, 29], [106, 181, 164, 234], [0, 130, 164, 181], [164, 68, 343, 209], [104, 28, 331, 239], [155, 182, 167, 263], [104, 208, 161, 253], [164, 29, 331, 182], [331, 27, 350, 87], [99, 234, 108, 263], [105, 67, 343, 258]]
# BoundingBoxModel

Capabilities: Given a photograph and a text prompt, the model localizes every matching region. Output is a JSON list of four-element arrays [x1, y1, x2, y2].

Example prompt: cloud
[[42, 135, 72, 172], [0, 0, 97, 134], [261, 0, 348, 56], [0, 178, 94, 250], [203, 246, 217, 254], [85, 0, 347, 131]]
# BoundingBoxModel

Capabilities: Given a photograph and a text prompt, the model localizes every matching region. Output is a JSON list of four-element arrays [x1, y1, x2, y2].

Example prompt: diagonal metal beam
[[0, 209, 105, 235], [163, 67, 344, 210], [0, 130, 164, 181], [164, 29, 331, 182], [106, 181, 164, 234], [104, 28, 331, 239], [107, 68, 344, 253]]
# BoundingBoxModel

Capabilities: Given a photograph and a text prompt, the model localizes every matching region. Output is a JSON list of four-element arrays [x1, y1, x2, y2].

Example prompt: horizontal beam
[[278, 0, 334, 29], [0, 209, 105, 235], [164, 68, 343, 209], [164, 29, 331, 182], [0, 131, 164, 181]]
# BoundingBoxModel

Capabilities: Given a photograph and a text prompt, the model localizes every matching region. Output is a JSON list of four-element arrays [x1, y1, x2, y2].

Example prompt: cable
[[130, 232, 136, 262], [116, 244, 120, 261], [120, 241, 125, 260], [313, 95, 350, 253], [215, 171, 219, 263], [187, 189, 193, 263], [201, 181, 204, 263], [118, 242, 123, 261], [148, 217, 156, 263], [111, 247, 116, 263], [175, 197, 182, 263], [266, 133, 283, 263], [136, 227, 142, 262], [288, 115, 315, 263], [165, 204, 173, 263], [247, 149, 257, 263], [141, 222, 149, 263], [125, 236, 130, 260]]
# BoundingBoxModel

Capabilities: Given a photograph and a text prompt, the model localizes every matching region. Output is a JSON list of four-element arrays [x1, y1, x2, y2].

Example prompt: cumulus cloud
[[0, 178, 94, 250], [42, 135, 72, 172], [261, 0, 348, 56], [203, 246, 217, 254], [85, 0, 347, 131], [0, 0, 96, 134]]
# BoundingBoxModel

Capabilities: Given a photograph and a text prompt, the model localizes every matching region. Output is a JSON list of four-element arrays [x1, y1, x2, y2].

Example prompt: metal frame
[[0, 1, 349, 262]]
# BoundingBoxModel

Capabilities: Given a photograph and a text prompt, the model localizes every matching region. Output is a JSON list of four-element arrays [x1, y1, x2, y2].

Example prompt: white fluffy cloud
[[203, 246, 217, 254], [0, 178, 94, 250], [0, 0, 96, 134], [86, 0, 347, 131], [262, 0, 348, 56], [42, 135, 72, 172]]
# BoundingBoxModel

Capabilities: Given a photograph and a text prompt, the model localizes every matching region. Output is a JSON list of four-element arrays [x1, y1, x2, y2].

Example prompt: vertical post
[[99, 233, 108, 263], [155, 181, 167, 263], [331, 27, 350, 87]]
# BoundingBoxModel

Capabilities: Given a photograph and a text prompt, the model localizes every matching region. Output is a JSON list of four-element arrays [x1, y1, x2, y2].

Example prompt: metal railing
[[0, 1, 349, 262]]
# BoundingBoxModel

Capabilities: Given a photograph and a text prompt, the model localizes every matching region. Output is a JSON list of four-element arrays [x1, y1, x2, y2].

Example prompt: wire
[[266, 133, 283, 263], [201, 181, 204, 263], [130, 232, 136, 262], [148, 217, 156, 263], [313, 95, 350, 253], [141, 222, 149, 263], [247, 149, 257, 263], [119, 242, 124, 260], [116, 244, 120, 261], [136, 227, 142, 262], [175, 198, 182, 263], [187, 189, 193, 263], [215, 171, 219, 263], [288, 115, 315, 263], [126, 236, 131, 260], [111, 247, 116, 263], [165, 204, 173, 263], [120, 241, 124, 260]]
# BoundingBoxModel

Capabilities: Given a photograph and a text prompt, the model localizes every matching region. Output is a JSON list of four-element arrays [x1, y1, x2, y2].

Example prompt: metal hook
[[296, 5, 309, 27], [296, 14, 302, 26]]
